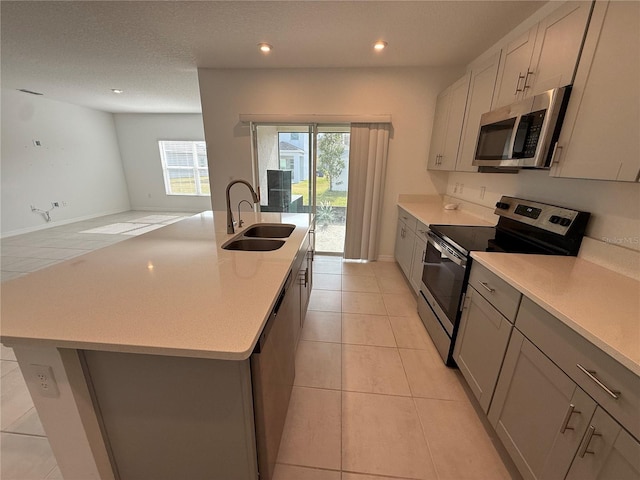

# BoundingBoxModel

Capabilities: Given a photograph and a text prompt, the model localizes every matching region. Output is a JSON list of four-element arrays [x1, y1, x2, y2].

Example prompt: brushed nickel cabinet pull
[[480, 281, 495, 293], [577, 364, 621, 399], [523, 70, 534, 90], [515, 73, 525, 94], [550, 143, 564, 164], [560, 403, 581, 433], [578, 426, 602, 458]]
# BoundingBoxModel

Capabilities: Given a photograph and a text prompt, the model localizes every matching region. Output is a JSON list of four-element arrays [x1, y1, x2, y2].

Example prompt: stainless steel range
[[418, 196, 590, 366]]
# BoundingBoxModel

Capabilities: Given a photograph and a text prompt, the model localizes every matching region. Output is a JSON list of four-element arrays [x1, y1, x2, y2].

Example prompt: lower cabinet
[[409, 232, 427, 293], [394, 207, 427, 295], [488, 329, 597, 480], [453, 286, 514, 412], [565, 407, 640, 480], [394, 216, 413, 277]]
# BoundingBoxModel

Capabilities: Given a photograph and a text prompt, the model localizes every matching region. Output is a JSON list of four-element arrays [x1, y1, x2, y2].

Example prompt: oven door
[[421, 232, 467, 333]]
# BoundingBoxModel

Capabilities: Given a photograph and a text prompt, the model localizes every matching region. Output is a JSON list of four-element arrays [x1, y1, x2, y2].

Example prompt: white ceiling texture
[[1, 1, 546, 113]]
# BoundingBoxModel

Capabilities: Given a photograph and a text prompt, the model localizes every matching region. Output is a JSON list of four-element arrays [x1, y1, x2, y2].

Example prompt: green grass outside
[[291, 177, 347, 207], [169, 177, 210, 195]]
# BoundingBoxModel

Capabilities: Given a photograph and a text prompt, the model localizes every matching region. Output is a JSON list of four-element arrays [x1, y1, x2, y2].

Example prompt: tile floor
[[1, 213, 518, 480], [273, 256, 519, 480]]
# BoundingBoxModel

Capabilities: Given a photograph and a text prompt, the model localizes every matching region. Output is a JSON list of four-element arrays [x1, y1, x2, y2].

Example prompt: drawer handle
[[578, 425, 602, 458], [576, 364, 621, 400], [559, 403, 581, 434], [480, 282, 495, 293]]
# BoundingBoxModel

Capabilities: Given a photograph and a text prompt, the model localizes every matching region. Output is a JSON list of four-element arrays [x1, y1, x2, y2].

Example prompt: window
[[158, 141, 210, 196]]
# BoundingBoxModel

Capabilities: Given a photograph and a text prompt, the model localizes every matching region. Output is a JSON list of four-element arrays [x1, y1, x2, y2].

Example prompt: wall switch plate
[[29, 364, 60, 398]]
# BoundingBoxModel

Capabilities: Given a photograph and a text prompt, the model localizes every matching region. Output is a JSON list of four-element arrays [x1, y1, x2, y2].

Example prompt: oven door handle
[[426, 232, 467, 267]]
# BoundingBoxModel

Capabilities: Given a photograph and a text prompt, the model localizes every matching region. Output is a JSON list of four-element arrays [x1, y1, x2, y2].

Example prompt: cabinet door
[[550, 1, 640, 181], [525, 1, 592, 96], [409, 233, 427, 294], [488, 329, 597, 480], [427, 88, 450, 169], [453, 287, 513, 413], [456, 52, 501, 172], [439, 73, 471, 171], [566, 407, 640, 480], [394, 220, 413, 278], [492, 26, 537, 108]]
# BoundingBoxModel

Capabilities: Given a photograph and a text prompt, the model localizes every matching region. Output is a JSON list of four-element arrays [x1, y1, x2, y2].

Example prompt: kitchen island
[[0, 211, 314, 480]]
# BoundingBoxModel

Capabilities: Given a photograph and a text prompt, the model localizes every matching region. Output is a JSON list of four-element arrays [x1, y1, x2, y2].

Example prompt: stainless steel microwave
[[473, 86, 571, 169]]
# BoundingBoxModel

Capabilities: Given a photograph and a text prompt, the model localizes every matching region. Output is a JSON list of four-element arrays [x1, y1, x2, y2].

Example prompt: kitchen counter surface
[[1, 211, 313, 361], [398, 200, 495, 227], [472, 252, 640, 375]]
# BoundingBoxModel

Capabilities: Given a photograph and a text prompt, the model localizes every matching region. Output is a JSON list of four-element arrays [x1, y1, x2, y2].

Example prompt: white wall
[[1, 90, 131, 236], [198, 67, 463, 258], [113, 114, 211, 212]]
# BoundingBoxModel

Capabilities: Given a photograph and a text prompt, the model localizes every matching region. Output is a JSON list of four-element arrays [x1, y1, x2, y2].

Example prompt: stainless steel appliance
[[250, 271, 296, 480], [418, 196, 590, 366], [473, 87, 571, 169]]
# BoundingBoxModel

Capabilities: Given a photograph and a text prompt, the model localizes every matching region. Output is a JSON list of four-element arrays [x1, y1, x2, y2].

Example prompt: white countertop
[[472, 252, 640, 376], [397, 200, 495, 227], [0, 211, 313, 361]]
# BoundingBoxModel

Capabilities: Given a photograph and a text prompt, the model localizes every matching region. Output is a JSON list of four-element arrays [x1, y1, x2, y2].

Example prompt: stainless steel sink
[[222, 238, 285, 251], [243, 223, 295, 238]]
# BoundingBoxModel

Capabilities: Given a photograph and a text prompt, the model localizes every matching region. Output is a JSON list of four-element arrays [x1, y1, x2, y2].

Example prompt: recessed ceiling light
[[111, 89, 124, 94], [373, 41, 388, 51], [258, 43, 273, 53]]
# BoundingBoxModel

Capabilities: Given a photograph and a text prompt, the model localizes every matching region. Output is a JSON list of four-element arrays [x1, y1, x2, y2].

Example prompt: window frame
[[158, 140, 210, 197]]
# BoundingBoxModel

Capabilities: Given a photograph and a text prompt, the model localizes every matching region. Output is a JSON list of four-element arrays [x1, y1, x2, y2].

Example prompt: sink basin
[[243, 223, 296, 239], [222, 238, 285, 251]]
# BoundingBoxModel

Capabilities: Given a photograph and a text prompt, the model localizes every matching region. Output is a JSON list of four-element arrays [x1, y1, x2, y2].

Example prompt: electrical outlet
[[29, 364, 60, 398], [51, 202, 59, 208], [454, 182, 459, 194], [62, 201, 68, 207], [32, 140, 42, 147]]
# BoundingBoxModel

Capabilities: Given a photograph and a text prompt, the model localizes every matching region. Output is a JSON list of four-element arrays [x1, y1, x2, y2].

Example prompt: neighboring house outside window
[[158, 141, 210, 196]]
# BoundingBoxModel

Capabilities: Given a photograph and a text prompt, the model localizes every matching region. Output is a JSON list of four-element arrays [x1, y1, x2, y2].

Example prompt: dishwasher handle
[[253, 271, 292, 354]]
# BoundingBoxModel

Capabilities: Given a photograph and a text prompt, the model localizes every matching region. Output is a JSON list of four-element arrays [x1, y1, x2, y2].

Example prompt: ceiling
[[1, 1, 546, 113]]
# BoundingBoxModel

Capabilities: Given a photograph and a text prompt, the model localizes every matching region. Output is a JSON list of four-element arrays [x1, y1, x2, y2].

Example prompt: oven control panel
[[494, 196, 588, 236]]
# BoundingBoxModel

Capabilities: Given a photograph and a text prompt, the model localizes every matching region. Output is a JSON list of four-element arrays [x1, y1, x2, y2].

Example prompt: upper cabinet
[[493, 2, 592, 108], [455, 52, 502, 172], [427, 73, 471, 171], [550, 0, 640, 182]]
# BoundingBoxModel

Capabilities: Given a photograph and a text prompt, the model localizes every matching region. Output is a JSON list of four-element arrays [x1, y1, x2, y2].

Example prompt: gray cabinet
[[488, 329, 598, 480], [427, 73, 471, 171], [394, 208, 416, 278], [453, 262, 522, 412], [566, 407, 640, 480], [550, 0, 640, 181], [453, 286, 514, 412]]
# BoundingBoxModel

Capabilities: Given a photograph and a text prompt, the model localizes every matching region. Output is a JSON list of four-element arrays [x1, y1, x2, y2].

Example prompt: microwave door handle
[[506, 114, 521, 160], [426, 234, 467, 267]]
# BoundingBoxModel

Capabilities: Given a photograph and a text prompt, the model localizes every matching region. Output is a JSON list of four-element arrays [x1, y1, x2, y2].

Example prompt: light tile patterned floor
[[274, 255, 518, 480], [1, 217, 517, 479]]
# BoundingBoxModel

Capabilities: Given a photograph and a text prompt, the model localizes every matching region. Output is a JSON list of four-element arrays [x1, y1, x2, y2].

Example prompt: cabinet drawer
[[398, 208, 418, 233], [516, 297, 640, 441], [416, 220, 429, 239], [468, 263, 522, 322]]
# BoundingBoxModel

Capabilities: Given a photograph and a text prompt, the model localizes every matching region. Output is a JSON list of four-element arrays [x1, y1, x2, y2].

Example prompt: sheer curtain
[[343, 123, 390, 260]]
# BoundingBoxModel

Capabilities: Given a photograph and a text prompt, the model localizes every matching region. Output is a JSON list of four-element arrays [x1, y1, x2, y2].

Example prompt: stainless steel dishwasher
[[250, 270, 296, 480]]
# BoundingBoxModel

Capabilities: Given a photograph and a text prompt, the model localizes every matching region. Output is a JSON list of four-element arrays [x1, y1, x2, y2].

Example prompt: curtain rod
[[238, 113, 392, 124]]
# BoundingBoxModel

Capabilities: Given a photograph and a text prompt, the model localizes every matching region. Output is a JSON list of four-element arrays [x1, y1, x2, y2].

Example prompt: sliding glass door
[[251, 123, 350, 255]]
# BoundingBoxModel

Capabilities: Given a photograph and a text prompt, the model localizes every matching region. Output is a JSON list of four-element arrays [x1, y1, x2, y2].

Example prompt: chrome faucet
[[226, 179, 259, 234], [237, 199, 253, 229]]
